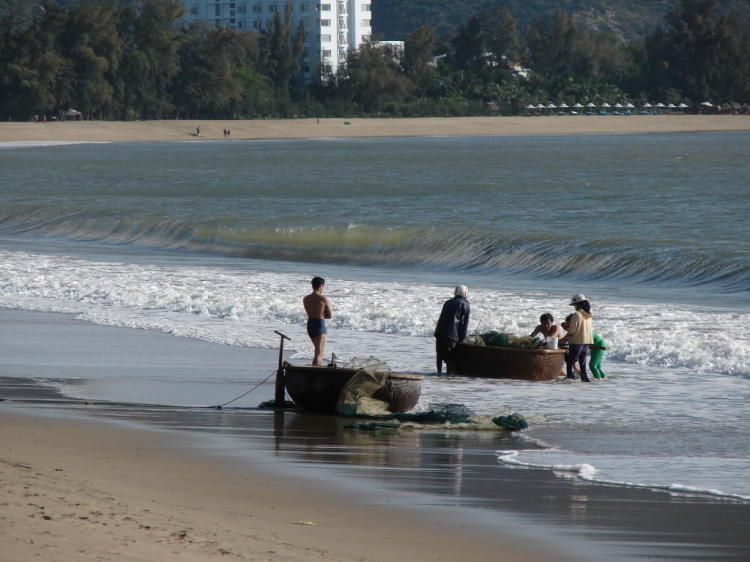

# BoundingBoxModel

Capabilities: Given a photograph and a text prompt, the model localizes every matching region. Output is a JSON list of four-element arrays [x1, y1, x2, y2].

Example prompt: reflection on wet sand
[[20, 400, 750, 560]]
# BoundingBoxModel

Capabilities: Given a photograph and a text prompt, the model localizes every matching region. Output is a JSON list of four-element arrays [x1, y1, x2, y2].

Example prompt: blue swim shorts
[[307, 319, 327, 339]]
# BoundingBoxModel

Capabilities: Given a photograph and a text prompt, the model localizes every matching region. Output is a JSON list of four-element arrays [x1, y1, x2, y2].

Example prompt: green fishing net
[[478, 332, 546, 349]]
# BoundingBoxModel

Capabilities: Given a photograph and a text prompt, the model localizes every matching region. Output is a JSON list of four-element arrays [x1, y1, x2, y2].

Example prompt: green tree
[[645, 0, 744, 102], [173, 26, 244, 118], [484, 6, 521, 64], [122, 0, 183, 119], [0, 1, 71, 119], [262, 2, 305, 91], [57, 0, 122, 119], [402, 25, 438, 94], [336, 42, 414, 113]]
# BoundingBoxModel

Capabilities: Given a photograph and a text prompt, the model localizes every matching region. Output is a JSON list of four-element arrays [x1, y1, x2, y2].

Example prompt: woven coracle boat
[[446, 344, 566, 381], [282, 362, 424, 414]]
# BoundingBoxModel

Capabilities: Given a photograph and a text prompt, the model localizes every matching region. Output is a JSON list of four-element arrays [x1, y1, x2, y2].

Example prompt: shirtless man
[[530, 313, 562, 339], [302, 276, 333, 366]]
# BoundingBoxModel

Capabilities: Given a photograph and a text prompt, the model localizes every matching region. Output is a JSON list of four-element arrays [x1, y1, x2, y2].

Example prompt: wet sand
[[1, 411, 569, 562], [2, 309, 750, 561], [1, 115, 749, 143]]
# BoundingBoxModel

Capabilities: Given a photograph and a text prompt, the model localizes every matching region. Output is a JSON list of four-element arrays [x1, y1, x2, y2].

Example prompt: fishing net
[[333, 357, 395, 416], [478, 332, 546, 349], [336, 370, 391, 417], [343, 404, 530, 431], [340, 356, 392, 372]]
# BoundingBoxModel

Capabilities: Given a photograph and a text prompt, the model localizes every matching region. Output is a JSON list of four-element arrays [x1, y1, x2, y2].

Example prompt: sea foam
[[0, 249, 748, 377]]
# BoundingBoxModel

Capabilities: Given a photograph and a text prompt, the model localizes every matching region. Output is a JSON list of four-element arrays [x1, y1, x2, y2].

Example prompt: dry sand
[[1, 115, 749, 143], [0, 411, 565, 562]]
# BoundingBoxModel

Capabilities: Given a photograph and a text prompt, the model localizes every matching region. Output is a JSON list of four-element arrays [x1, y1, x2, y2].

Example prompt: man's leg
[[312, 334, 326, 366], [435, 338, 443, 374]]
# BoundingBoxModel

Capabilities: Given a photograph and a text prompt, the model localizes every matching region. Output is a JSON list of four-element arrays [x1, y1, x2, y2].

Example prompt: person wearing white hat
[[433, 285, 471, 374], [560, 294, 594, 382]]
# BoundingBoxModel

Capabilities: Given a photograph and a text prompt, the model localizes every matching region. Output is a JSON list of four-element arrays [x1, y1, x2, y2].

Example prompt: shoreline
[[1, 115, 750, 143], [2, 309, 750, 561]]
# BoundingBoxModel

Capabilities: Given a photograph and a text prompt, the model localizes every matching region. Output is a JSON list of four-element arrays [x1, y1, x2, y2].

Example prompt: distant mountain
[[371, 0, 738, 41]]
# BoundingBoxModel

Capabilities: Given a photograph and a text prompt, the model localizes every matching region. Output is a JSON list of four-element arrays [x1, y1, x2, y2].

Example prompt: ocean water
[[1, 133, 749, 502]]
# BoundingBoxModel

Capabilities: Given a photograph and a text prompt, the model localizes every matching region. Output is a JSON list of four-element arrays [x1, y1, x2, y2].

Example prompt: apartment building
[[183, 1, 372, 79]]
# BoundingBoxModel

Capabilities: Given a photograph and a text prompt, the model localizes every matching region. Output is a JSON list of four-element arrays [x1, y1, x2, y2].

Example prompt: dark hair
[[311, 276, 325, 289], [540, 313, 553, 323], [575, 300, 591, 314], [565, 314, 574, 323]]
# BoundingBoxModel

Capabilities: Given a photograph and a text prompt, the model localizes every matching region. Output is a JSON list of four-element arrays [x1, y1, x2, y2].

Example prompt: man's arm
[[458, 306, 470, 341], [323, 296, 333, 319]]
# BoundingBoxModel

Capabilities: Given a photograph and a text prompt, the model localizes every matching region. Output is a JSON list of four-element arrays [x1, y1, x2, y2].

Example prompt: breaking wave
[[0, 204, 748, 292]]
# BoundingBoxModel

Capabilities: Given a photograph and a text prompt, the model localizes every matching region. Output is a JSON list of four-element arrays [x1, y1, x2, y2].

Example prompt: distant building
[[371, 40, 404, 53], [182, 1, 372, 80]]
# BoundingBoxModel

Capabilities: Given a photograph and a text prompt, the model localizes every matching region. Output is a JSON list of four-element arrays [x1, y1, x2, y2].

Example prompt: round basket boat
[[283, 362, 423, 414], [446, 344, 565, 381]]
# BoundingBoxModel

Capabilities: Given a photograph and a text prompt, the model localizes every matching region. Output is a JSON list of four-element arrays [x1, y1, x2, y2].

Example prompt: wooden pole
[[274, 331, 291, 406]]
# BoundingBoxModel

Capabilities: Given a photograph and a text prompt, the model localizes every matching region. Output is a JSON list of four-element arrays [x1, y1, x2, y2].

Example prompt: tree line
[[1, 0, 749, 121]]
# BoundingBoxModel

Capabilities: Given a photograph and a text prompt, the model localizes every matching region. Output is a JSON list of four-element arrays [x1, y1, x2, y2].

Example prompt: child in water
[[562, 314, 608, 379]]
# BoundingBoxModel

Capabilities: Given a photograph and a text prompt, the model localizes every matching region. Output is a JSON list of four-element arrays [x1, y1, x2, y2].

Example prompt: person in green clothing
[[563, 315, 608, 379], [589, 331, 608, 379]]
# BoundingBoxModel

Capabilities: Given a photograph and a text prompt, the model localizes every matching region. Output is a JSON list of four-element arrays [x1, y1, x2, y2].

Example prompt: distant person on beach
[[530, 313, 562, 339], [559, 294, 593, 382], [433, 285, 471, 374], [223, 129, 227, 138], [303, 276, 333, 366], [196, 126, 200, 136]]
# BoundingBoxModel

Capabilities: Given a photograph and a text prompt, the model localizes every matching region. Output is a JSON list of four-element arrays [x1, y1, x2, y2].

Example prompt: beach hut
[[484, 101, 499, 116], [677, 103, 688, 113], [572, 103, 584, 115], [536, 104, 545, 114], [585, 102, 597, 114], [666, 103, 676, 114], [613, 103, 623, 114], [655, 103, 666, 113]]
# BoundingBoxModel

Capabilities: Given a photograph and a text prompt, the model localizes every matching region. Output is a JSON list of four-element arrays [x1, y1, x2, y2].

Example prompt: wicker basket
[[446, 344, 565, 381], [283, 362, 423, 413]]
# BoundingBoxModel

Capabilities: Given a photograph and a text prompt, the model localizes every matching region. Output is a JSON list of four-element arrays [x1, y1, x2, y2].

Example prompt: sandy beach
[[1, 115, 749, 143], [1, 411, 566, 562]]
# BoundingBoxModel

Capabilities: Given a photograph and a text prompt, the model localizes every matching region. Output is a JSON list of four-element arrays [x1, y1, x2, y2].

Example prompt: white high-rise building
[[183, 1, 372, 80]]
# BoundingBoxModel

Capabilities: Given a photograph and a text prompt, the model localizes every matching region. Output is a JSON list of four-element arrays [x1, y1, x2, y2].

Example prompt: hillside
[[372, 0, 699, 41]]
